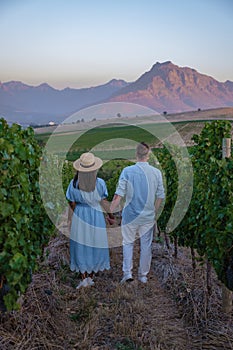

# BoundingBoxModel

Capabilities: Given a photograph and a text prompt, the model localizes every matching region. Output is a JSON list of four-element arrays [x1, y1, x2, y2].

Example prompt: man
[[110, 142, 165, 284]]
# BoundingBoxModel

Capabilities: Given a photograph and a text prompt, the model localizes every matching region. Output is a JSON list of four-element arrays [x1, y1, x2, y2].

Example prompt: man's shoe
[[138, 276, 147, 284], [120, 275, 134, 284]]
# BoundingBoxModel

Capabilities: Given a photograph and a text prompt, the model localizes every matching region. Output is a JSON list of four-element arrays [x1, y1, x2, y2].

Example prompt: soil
[[1, 225, 233, 350]]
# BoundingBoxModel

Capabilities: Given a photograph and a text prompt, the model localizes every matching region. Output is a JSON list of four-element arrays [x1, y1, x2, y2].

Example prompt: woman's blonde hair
[[77, 170, 97, 192]]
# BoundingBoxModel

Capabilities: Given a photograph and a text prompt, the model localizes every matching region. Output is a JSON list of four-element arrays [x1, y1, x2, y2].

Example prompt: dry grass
[[152, 240, 233, 349], [0, 230, 233, 350]]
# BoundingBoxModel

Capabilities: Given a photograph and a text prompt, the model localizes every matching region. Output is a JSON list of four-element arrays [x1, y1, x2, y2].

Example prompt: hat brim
[[73, 156, 103, 172]]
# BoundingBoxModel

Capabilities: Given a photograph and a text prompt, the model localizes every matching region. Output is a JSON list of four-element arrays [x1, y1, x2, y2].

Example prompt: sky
[[0, 0, 233, 89]]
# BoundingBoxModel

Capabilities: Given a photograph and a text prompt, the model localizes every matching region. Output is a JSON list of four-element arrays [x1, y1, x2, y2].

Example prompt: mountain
[[1, 61, 233, 125], [0, 79, 129, 125], [225, 80, 233, 92], [107, 61, 233, 113]]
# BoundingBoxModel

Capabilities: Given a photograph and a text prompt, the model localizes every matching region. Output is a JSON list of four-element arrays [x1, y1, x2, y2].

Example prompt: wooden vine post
[[222, 137, 232, 315], [222, 138, 231, 158]]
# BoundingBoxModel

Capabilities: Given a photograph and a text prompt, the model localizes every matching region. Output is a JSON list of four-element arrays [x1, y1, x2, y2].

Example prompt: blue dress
[[66, 177, 110, 274]]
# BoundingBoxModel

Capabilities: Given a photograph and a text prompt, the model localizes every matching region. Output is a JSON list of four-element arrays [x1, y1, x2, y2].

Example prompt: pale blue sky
[[0, 0, 232, 89]]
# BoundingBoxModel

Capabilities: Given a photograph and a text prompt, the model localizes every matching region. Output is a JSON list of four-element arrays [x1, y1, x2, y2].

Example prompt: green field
[[35, 121, 202, 161], [35, 106, 233, 161]]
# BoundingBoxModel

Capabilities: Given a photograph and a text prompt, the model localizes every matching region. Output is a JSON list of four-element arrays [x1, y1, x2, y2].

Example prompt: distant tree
[[163, 111, 167, 116], [81, 118, 85, 122], [92, 118, 96, 121], [117, 113, 121, 118], [198, 108, 201, 112]]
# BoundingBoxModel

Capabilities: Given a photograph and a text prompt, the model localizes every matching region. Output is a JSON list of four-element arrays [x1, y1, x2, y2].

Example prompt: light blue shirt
[[115, 162, 165, 225]]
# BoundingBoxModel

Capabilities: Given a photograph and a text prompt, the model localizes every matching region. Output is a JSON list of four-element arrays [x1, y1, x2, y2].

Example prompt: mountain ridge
[[1, 61, 233, 125], [0, 79, 129, 125], [108, 62, 233, 113]]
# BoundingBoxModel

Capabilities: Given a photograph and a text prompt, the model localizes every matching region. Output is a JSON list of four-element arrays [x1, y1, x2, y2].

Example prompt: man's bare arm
[[155, 198, 163, 213], [110, 194, 122, 213]]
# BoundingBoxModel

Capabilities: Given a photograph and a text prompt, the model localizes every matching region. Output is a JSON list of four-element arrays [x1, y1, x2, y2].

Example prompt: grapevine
[[157, 120, 233, 290], [0, 119, 54, 310]]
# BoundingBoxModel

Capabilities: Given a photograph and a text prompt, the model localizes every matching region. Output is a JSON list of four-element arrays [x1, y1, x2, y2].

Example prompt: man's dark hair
[[136, 142, 150, 160]]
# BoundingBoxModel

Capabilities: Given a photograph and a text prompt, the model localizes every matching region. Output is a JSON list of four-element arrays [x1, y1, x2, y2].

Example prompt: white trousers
[[122, 222, 154, 278]]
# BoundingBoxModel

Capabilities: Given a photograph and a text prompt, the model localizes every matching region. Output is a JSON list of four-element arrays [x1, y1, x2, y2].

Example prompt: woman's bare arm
[[67, 201, 76, 229]]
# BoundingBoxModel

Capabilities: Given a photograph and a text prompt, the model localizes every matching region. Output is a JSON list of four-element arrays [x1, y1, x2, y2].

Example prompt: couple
[[66, 142, 165, 289]]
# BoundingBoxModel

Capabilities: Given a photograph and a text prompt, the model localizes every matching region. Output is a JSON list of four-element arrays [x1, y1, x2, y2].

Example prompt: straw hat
[[73, 152, 103, 172]]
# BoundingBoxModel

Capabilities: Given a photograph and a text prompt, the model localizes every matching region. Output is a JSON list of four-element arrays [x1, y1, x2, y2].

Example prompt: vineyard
[[0, 119, 54, 310], [157, 121, 233, 290], [0, 117, 233, 349]]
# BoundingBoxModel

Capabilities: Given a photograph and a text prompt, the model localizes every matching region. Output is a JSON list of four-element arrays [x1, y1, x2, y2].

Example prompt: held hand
[[106, 214, 115, 225]]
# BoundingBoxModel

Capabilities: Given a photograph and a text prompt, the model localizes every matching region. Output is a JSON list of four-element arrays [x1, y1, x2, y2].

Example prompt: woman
[[66, 152, 111, 289]]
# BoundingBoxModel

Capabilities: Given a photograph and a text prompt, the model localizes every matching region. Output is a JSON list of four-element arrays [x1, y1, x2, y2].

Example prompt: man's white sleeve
[[115, 170, 127, 197]]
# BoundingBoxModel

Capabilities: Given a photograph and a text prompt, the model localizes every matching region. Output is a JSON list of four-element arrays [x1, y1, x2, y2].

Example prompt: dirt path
[[0, 232, 233, 349]]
